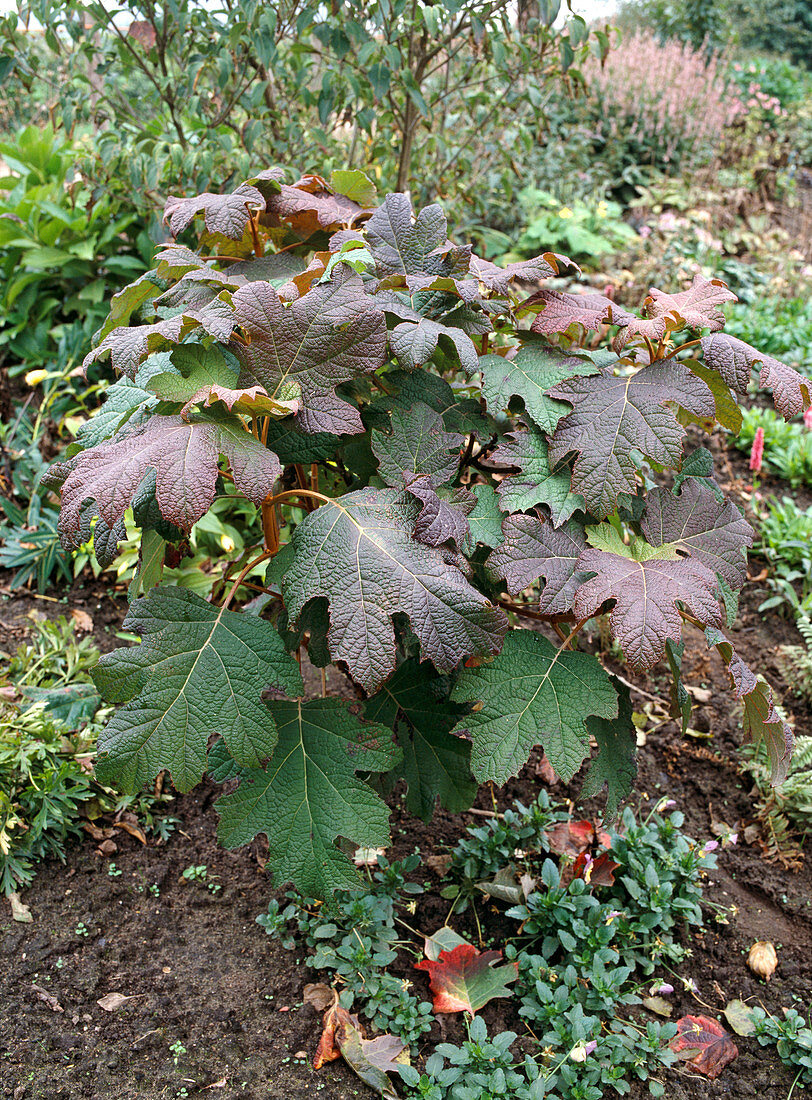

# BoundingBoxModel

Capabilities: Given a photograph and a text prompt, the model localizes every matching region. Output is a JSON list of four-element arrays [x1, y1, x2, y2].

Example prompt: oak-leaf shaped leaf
[[491, 420, 584, 524], [670, 1015, 738, 1079], [389, 317, 479, 375], [470, 251, 579, 295], [264, 173, 370, 237], [701, 333, 811, 420], [580, 681, 637, 820], [371, 402, 462, 490], [92, 586, 303, 793], [47, 412, 282, 541], [214, 698, 400, 897], [479, 343, 598, 432], [620, 274, 737, 345], [164, 183, 265, 240], [487, 514, 588, 614], [365, 192, 447, 277], [415, 943, 518, 1015], [526, 289, 636, 336], [231, 273, 386, 434], [549, 360, 715, 518], [281, 488, 507, 693], [450, 630, 618, 783], [641, 478, 753, 591], [574, 532, 723, 671]]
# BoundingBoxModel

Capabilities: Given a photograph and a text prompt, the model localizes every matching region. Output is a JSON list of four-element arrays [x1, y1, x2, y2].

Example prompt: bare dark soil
[[2, 441, 812, 1100]]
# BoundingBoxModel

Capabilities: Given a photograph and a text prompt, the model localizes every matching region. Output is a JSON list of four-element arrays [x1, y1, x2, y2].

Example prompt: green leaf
[[282, 488, 506, 692], [451, 630, 618, 782], [464, 483, 505, 552], [330, 169, 378, 208], [93, 586, 303, 793], [364, 659, 476, 821], [371, 401, 462, 489], [491, 420, 584, 523], [479, 344, 596, 432], [214, 699, 399, 896], [580, 680, 636, 819]]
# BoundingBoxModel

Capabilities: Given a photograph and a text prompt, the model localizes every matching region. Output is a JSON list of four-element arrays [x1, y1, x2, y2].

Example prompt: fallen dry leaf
[[113, 820, 147, 844], [425, 853, 452, 877], [97, 839, 118, 857], [642, 995, 673, 1017], [723, 1000, 756, 1037], [335, 1013, 405, 1100], [670, 1015, 738, 1079], [747, 941, 778, 981], [31, 984, 63, 1012], [97, 992, 137, 1012], [70, 608, 94, 633], [314, 1002, 343, 1069], [303, 983, 335, 1013], [9, 892, 33, 923], [568, 850, 620, 887], [545, 820, 612, 859], [415, 943, 518, 1015]]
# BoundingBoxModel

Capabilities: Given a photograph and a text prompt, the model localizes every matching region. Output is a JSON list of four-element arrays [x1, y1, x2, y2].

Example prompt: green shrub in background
[[0, 123, 150, 376], [500, 188, 638, 268], [0, 0, 608, 239]]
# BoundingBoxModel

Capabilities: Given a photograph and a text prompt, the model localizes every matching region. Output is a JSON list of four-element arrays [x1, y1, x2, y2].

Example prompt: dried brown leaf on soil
[[97, 992, 137, 1012]]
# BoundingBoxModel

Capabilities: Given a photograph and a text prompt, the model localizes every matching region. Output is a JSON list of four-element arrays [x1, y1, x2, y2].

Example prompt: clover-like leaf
[[415, 944, 518, 1015], [575, 533, 723, 671], [706, 627, 793, 783], [549, 360, 715, 518], [281, 488, 507, 692], [488, 515, 588, 614], [364, 659, 476, 821], [451, 630, 619, 782], [214, 698, 399, 896], [48, 412, 282, 540], [164, 183, 265, 239], [491, 420, 584, 523], [92, 586, 303, 793], [641, 478, 753, 591], [479, 344, 597, 432], [371, 402, 462, 489], [580, 680, 637, 820], [525, 289, 635, 336], [231, 273, 386, 434], [701, 333, 811, 419]]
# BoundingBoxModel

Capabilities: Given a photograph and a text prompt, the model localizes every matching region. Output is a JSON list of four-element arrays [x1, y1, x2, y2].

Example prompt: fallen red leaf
[[415, 943, 518, 1015], [314, 1002, 404, 1099], [571, 850, 620, 886], [545, 820, 612, 858], [314, 1002, 342, 1069], [670, 1015, 738, 1079]]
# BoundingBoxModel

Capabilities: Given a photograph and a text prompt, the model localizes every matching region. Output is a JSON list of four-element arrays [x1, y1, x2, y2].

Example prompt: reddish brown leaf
[[128, 19, 156, 48], [415, 943, 517, 1015], [571, 850, 620, 886], [670, 1015, 738, 1078], [314, 1002, 343, 1069], [545, 820, 611, 858]]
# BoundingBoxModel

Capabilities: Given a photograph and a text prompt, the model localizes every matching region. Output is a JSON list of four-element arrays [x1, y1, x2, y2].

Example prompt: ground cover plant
[[41, 168, 812, 903]]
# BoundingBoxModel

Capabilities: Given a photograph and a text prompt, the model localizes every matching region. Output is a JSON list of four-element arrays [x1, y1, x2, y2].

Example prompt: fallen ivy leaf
[[670, 1015, 738, 1078], [415, 943, 518, 1014], [423, 926, 470, 962], [723, 1000, 756, 1037]]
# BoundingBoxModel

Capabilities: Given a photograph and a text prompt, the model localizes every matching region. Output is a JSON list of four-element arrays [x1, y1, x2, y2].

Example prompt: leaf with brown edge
[[164, 183, 265, 240], [670, 1015, 738, 1079], [487, 514, 588, 614], [231, 272, 386, 435], [705, 627, 793, 783], [641, 478, 753, 591], [548, 360, 715, 519], [470, 251, 580, 295], [334, 1011, 405, 1100], [525, 289, 636, 336], [620, 274, 737, 346], [264, 174, 371, 237], [46, 412, 282, 541], [574, 530, 723, 672], [701, 333, 811, 419], [415, 943, 518, 1015], [545, 820, 612, 858]]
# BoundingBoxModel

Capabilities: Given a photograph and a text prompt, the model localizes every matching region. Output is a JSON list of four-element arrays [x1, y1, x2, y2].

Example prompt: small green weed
[[752, 1006, 812, 1088]]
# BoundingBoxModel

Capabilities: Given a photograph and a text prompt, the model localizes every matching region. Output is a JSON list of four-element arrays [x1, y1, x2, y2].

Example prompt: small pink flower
[[639, 225, 652, 238], [584, 1040, 597, 1056], [703, 840, 719, 853], [803, 407, 812, 430], [727, 833, 738, 846], [749, 427, 764, 473], [650, 982, 674, 995]]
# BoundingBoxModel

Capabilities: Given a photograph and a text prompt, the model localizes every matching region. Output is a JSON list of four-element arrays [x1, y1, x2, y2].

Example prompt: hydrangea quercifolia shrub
[[45, 168, 807, 897]]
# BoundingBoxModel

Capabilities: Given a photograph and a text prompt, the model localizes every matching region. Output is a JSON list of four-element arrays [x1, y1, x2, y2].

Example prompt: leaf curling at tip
[[701, 332, 811, 420]]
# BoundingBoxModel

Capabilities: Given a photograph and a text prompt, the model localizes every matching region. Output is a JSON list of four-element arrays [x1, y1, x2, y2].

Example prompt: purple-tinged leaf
[[525, 289, 636, 336], [365, 193, 447, 276], [642, 479, 753, 591], [491, 421, 584, 524], [164, 183, 265, 239], [706, 627, 793, 783], [574, 530, 723, 671], [405, 475, 475, 549], [371, 402, 462, 489], [701, 333, 811, 420], [281, 487, 507, 692], [264, 173, 370, 236], [48, 413, 281, 540], [389, 317, 479, 375], [231, 274, 386, 434], [626, 274, 737, 343], [549, 360, 715, 518], [470, 251, 579, 295], [488, 514, 587, 613]]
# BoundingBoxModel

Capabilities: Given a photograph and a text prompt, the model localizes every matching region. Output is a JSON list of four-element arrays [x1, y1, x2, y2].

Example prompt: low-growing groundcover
[[44, 167, 812, 903]]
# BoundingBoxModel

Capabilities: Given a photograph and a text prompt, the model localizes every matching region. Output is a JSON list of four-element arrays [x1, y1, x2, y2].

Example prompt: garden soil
[[2, 443, 812, 1100]]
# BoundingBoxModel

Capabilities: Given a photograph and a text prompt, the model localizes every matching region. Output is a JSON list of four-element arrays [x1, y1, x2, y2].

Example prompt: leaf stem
[[664, 338, 701, 360], [221, 550, 274, 611]]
